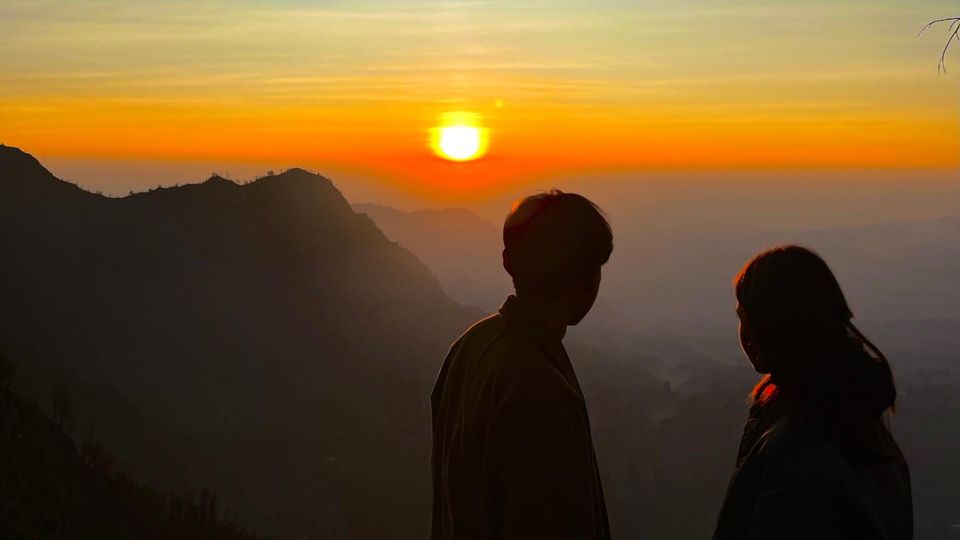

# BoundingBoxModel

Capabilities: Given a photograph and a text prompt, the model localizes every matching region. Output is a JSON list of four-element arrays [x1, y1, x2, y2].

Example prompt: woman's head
[[733, 245, 895, 419], [734, 245, 852, 374]]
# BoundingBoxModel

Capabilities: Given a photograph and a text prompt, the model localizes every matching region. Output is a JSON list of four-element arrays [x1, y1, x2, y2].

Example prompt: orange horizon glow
[[10, 102, 955, 200], [1, 1, 958, 199]]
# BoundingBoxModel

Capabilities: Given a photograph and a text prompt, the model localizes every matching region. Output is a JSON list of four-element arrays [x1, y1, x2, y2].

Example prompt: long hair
[[734, 245, 895, 427]]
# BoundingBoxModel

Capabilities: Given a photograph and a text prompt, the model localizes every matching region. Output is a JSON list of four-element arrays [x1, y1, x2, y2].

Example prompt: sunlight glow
[[438, 126, 482, 161], [431, 112, 489, 162]]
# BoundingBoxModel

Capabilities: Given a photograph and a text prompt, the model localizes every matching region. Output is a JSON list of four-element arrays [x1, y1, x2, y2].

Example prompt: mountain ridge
[[0, 145, 477, 539]]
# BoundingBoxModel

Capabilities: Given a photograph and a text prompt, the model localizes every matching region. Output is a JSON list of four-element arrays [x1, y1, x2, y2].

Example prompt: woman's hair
[[503, 190, 613, 299], [734, 245, 895, 423]]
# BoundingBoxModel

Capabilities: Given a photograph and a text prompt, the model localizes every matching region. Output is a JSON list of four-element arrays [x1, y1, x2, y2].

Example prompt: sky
[[1, 0, 958, 201]]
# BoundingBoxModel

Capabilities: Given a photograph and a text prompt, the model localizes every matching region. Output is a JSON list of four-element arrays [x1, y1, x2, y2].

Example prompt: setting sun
[[430, 112, 489, 162], [438, 126, 482, 161]]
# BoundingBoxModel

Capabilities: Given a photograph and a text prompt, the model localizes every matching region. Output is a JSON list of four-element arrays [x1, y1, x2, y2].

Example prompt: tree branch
[[920, 17, 960, 74]]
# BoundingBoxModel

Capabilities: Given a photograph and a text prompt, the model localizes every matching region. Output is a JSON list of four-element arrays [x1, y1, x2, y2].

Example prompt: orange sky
[[1, 1, 958, 199]]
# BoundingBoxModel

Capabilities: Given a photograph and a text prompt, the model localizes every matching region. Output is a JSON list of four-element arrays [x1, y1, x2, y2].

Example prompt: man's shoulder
[[453, 312, 506, 346], [445, 314, 564, 393], [449, 313, 542, 360]]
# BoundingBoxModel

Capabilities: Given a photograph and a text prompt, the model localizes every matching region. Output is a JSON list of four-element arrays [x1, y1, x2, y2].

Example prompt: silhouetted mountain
[[0, 146, 478, 539], [0, 144, 90, 204], [352, 203, 510, 310]]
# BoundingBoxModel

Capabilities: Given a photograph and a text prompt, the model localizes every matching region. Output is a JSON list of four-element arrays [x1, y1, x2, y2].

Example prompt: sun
[[438, 126, 482, 161], [430, 112, 489, 162]]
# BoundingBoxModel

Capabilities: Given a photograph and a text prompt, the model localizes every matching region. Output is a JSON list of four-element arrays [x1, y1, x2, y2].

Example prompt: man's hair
[[503, 190, 613, 299]]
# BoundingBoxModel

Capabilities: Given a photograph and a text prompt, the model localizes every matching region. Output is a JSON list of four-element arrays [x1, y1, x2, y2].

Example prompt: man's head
[[502, 190, 613, 325]]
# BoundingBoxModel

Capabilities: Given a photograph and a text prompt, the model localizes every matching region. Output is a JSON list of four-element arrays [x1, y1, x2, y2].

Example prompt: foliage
[[0, 380, 265, 540]]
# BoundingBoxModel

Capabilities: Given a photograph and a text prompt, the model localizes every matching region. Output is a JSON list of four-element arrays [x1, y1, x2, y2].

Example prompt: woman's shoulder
[[756, 417, 848, 470], [733, 415, 855, 497]]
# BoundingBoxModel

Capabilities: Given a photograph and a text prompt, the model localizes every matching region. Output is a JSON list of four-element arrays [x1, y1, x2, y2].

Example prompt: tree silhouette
[[920, 17, 960, 74]]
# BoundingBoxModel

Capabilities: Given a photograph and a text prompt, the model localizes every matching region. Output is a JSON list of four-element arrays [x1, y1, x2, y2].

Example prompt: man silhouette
[[431, 190, 613, 540]]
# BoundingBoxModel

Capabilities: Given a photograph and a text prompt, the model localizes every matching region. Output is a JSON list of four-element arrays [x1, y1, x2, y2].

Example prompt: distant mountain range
[[352, 203, 510, 310], [355, 191, 960, 360], [0, 145, 477, 539]]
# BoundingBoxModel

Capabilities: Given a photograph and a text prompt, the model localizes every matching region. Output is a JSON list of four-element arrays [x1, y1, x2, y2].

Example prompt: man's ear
[[502, 249, 512, 275]]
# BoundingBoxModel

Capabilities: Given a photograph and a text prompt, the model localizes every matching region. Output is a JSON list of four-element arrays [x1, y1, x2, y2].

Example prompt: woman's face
[[737, 303, 768, 373]]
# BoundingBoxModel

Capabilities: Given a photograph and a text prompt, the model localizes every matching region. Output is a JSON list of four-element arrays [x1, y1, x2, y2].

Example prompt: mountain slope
[[0, 146, 477, 539], [352, 203, 510, 310]]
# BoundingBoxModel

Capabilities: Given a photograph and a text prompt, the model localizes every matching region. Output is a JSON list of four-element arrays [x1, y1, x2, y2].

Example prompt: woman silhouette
[[713, 245, 912, 540]]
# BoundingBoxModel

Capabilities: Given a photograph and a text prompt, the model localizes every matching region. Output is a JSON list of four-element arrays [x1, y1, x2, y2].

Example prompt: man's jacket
[[431, 296, 610, 540]]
